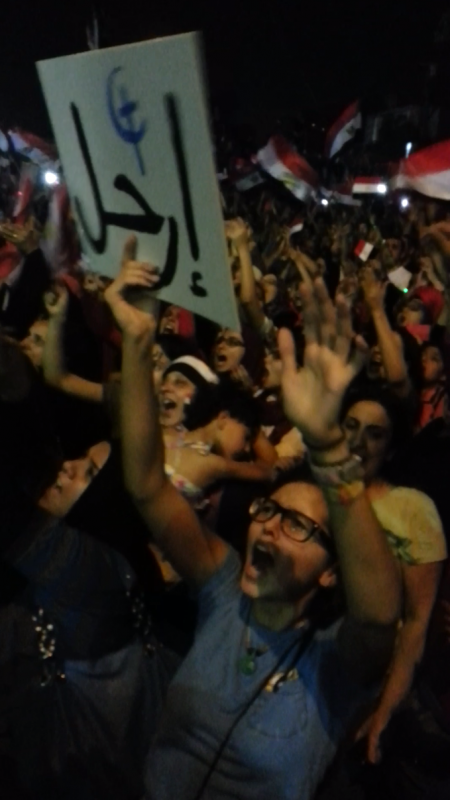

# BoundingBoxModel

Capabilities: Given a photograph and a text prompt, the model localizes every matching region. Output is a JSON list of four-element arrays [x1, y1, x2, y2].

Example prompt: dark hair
[[185, 383, 260, 439], [183, 383, 221, 431], [216, 385, 261, 441], [156, 334, 199, 363]]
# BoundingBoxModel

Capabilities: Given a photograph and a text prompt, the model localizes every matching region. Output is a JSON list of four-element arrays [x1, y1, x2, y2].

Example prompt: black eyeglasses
[[249, 497, 331, 549]]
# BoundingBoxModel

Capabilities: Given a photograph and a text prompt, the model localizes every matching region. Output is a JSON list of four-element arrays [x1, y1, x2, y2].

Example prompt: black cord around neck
[[191, 624, 315, 800]]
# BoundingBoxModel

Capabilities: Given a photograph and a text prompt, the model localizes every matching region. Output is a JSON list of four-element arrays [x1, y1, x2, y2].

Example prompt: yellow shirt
[[371, 487, 447, 566]]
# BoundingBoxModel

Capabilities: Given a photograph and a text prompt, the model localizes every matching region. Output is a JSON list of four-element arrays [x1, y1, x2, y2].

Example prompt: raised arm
[[42, 288, 103, 403], [225, 218, 266, 331], [278, 279, 401, 683], [360, 266, 411, 398], [106, 237, 229, 587]]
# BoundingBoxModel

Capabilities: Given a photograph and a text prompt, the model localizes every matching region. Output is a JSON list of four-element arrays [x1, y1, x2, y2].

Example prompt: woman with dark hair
[[108, 240, 400, 800], [0, 438, 177, 800], [212, 324, 266, 389], [159, 357, 277, 509], [341, 385, 447, 764]]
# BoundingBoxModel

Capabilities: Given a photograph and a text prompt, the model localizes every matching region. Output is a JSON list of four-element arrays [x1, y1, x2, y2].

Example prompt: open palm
[[279, 279, 368, 447]]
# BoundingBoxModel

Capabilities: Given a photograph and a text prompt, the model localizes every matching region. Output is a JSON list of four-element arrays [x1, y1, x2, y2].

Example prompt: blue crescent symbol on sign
[[107, 67, 147, 174]]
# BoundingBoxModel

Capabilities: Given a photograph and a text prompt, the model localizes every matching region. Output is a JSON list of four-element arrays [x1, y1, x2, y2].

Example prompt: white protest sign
[[37, 33, 239, 330]]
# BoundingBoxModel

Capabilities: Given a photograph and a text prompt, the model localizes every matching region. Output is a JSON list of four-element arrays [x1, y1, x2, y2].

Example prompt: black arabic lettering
[[165, 93, 200, 262], [190, 271, 207, 297], [70, 102, 178, 290]]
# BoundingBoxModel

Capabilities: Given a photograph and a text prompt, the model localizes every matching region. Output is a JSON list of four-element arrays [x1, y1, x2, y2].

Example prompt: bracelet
[[304, 433, 346, 452], [310, 454, 364, 487], [322, 480, 365, 507]]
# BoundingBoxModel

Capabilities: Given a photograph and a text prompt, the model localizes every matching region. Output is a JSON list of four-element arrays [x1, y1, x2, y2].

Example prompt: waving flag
[[322, 180, 362, 206], [257, 136, 319, 201], [354, 240, 374, 262], [352, 176, 385, 194], [325, 101, 362, 159], [0, 127, 57, 168], [390, 140, 450, 200]]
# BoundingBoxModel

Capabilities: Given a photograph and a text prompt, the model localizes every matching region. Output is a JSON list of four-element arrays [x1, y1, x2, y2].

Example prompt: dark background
[[0, 0, 449, 141]]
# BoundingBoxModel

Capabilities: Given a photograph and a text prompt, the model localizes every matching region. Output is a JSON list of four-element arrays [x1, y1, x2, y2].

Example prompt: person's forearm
[[238, 242, 266, 329], [313, 442, 400, 626], [371, 308, 409, 388], [224, 459, 273, 482], [121, 330, 165, 501], [252, 430, 278, 466], [43, 318, 68, 387], [375, 620, 428, 715]]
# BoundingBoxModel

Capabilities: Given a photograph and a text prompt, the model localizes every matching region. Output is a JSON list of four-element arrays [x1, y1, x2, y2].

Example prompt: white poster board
[[37, 33, 239, 330]]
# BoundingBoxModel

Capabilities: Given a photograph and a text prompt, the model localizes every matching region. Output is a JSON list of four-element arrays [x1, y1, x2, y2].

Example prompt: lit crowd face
[[38, 442, 111, 518], [421, 346, 444, 386], [343, 400, 393, 484], [213, 329, 245, 373], [159, 306, 180, 336], [241, 482, 334, 604], [159, 370, 197, 427]]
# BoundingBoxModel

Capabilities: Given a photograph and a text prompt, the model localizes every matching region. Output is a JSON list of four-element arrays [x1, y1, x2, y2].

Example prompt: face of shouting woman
[[159, 371, 197, 428], [213, 329, 245, 374]]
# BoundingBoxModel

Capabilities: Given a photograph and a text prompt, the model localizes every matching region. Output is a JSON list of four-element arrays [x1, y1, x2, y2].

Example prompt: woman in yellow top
[[341, 385, 447, 763]]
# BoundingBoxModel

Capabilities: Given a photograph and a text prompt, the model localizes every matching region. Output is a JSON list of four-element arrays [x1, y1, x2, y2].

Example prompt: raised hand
[[44, 285, 69, 321], [278, 278, 368, 447], [360, 266, 387, 312], [104, 236, 159, 339], [0, 218, 40, 254], [225, 218, 249, 250]]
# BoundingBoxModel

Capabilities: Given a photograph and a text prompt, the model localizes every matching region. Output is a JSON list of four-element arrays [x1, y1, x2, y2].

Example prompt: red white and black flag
[[390, 140, 450, 200], [325, 101, 362, 159], [257, 136, 319, 201]]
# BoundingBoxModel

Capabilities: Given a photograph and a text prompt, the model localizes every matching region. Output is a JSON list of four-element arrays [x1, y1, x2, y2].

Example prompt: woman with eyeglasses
[[108, 237, 401, 800]]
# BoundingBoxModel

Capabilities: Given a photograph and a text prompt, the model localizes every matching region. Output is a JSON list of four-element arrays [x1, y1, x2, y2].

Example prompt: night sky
[[0, 0, 448, 141]]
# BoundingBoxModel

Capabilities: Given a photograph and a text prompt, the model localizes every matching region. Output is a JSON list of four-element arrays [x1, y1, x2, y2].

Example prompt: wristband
[[322, 480, 365, 506], [310, 454, 364, 487]]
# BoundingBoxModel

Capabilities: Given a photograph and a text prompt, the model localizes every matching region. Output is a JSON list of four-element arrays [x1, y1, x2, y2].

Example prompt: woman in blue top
[[106, 237, 401, 800]]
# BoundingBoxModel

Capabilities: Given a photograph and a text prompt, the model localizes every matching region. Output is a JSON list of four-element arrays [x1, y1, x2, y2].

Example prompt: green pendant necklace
[[238, 622, 268, 676]]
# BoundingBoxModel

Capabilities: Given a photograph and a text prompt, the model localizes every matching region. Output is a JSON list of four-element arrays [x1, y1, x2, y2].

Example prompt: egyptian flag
[[352, 176, 385, 194], [257, 136, 319, 201], [288, 216, 304, 237], [354, 240, 374, 262], [8, 129, 57, 168], [325, 101, 362, 159], [390, 140, 450, 200], [322, 180, 362, 206]]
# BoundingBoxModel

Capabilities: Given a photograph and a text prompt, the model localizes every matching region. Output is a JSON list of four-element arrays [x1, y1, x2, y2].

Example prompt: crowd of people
[[1, 167, 450, 800]]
